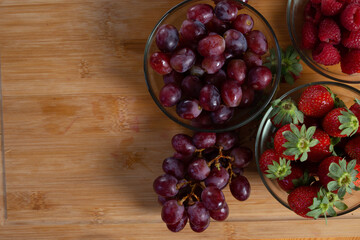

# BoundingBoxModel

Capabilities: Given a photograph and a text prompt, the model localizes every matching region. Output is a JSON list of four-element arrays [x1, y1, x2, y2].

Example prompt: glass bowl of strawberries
[[255, 81, 360, 219], [144, 0, 281, 133], [287, 0, 360, 83]]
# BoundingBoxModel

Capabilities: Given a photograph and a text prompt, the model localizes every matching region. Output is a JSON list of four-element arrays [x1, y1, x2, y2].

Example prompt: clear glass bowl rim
[[286, 0, 360, 84], [143, 0, 282, 133], [255, 81, 360, 217]]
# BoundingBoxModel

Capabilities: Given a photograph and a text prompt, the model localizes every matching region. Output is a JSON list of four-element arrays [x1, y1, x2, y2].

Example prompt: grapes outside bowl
[[287, 0, 360, 84], [144, 0, 281, 133], [255, 81, 360, 219]]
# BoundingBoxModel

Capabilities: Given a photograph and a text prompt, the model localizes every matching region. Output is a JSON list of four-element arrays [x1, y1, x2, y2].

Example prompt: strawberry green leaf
[[334, 201, 348, 211], [347, 159, 356, 173], [355, 98, 360, 105], [265, 158, 292, 180], [327, 206, 336, 217], [306, 208, 322, 219], [338, 186, 346, 199], [327, 181, 339, 192], [338, 110, 359, 137]]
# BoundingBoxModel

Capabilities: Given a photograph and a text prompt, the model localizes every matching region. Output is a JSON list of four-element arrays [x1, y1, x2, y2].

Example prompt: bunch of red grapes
[[149, 0, 272, 127], [153, 131, 253, 232]]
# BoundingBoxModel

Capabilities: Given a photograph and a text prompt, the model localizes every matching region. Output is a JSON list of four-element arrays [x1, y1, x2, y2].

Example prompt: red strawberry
[[274, 124, 319, 162], [259, 149, 281, 174], [340, 3, 360, 32], [277, 165, 304, 192], [355, 164, 360, 187], [341, 49, 360, 74], [318, 18, 341, 45], [318, 156, 343, 189], [350, 99, 360, 134], [312, 43, 341, 66], [345, 136, 360, 163], [298, 85, 334, 118], [303, 115, 320, 128], [302, 21, 318, 49], [305, 1, 323, 24], [321, 0, 345, 16], [322, 107, 359, 137], [270, 98, 304, 128], [342, 30, 360, 49], [287, 186, 320, 218], [307, 129, 332, 162]]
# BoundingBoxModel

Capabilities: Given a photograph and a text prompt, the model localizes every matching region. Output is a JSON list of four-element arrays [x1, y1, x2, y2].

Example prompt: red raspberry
[[318, 18, 341, 44], [302, 21, 318, 49], [312, 43, 341, 65], [342, 30, 360, 49], [341, 49, 360, 74], [321, 0, 345, 16], [304, 1, 323, 24], [340, 3, 360, 31]]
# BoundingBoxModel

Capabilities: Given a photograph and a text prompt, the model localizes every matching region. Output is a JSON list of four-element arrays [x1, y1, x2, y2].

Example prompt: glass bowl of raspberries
[[144, 0, 281, 133], [287, 0, 360, 83], [255, 81, 360, 220]]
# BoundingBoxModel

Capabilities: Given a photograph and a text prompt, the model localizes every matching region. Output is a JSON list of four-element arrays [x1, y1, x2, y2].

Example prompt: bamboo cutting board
[[0, 0, 359, 239]]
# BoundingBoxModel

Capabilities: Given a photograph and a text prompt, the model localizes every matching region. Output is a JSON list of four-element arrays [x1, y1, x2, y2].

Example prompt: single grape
[[233, 167, 244, 176], [230, 175, 251, 201], [210, 104, 234, 124], [158, 195, 174, 206], [226, 59, 247, 84], [163, 71, 184, 85], [198, 34, 225, 57], [176, 99, 203, 119], [248, 66, 272, 90], [172, 134, 196, 156], [191, 111, 213, 128], [216, 132, 238, 150], [201, 186, 225, 211], [190, 218, 210, 232], [199, 84, 221, 112], [180, 19, 207, 43], [238, 85, 255, 108], [153, 174, 179, 197], [187, 4, 214, 24], [162, 157, 185, 179], [162, 199, 185, 224], [243, 51, 263, 68], [246, 30, 268, 55], [205, 16, 230, 35], [209, 202, 229, 221], [224, 51, 234, 60], [193, 132, 217, 149], [167, 212, 188, 232], [170, 48, 196, 73], [204, 69, 227, 89], [224, 29, 247, 56], [159, 83, 182, 107], [214, 1, 238, 22], [187, 202, 210, 227], [156, 24, 179, 52], [230, 147, 253, 168], [232, 14, 254, 34], [221, 80, 243, 107], [181, 75, 204, 99], [204, 166, 230, 189], [150, 52, 172, 75], [202, 54, 225, 74], [188, 158, 210, 181]]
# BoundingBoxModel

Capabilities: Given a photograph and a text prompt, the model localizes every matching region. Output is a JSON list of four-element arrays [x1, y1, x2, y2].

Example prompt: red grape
[[238, 85, 255, 108], [171, 134, 196, 156], [161, 199, 185, 224], [243, 51, 263, 68], [188, 158, 210, 181], [198, 34, 225, 57], [162, 157, 185, 179], [163, 71, 184, 85], [170, 48, 196, 73], [158, 195, 174, 206], [190, 65, 206, 77], [167, 213, 188, 232], [190, 220, 210, 232], [187, 202, 210, 227], [199, 84, 221, 111], [205, 16, 230, 35], [159, 83, 182, 107], [153, 174, 179, 197], [187, 4, 214, 24], [150, 52, 172, 75], [227, 59, 247, 84], [230, 147, 253, 168], [224, 29, 248, 56], [202, 54, 225, 74], [232, 14, 254, 34], [248, 66, 272, 90], [233, 167, 244, 176], [221, 80, 243, 107], [204, 166, 230, 189], [201, 186, 225, 210], [246, 30, 268, 55], [192, 132, 217, 149], [176, 99, 203, 119], [191, 111, 213, 128], [180, 19, 207, 43], [214, 1, 238, 22], [181, 75, 203, 98], [209, 202, 229, 221], [156, 24, 180, 52], [230, 175, 251, 201], [204, 69, 227, 89], [216, 132, 238, 150], [211, 104, 234, 124]]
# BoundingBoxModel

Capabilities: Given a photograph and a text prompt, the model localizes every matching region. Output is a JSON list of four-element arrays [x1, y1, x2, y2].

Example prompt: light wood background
[[0, 0, 359, 239]]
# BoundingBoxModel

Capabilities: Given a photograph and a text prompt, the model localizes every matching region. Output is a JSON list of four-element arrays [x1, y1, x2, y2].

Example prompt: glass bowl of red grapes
[[255, 81, 360, 220], [287, 0, 360, 83], [144, 0, 281, 133]]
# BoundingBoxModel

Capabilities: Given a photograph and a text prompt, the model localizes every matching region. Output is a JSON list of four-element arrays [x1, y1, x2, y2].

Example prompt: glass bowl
[[144, 0, 281, 133], [255, 81, 360, 218], [287, 0, 360, 84]]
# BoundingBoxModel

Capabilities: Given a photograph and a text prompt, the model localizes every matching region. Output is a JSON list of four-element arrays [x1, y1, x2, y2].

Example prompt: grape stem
[[194, 148, 205, 158], [176, 180, 190, 190]]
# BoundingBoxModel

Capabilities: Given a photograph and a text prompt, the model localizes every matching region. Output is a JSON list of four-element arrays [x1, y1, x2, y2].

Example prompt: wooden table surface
[[0, 0, 359, 239]]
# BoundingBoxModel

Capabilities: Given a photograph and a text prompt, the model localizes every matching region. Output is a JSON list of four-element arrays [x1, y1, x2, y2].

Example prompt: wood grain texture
[[0, 0, 359, 239]]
